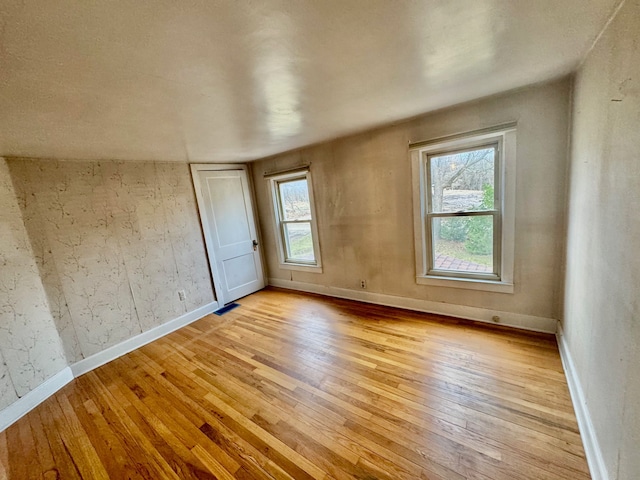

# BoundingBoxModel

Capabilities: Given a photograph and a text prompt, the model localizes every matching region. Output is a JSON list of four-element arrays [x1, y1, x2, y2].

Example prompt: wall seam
[[577, 0, 627, 70]]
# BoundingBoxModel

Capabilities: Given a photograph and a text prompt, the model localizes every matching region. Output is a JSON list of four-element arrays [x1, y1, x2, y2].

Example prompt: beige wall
[[563, 1, 640, 478], [7, 159, 215, 362], [253, 79, 570, 322], [0, 159, 67, 409]]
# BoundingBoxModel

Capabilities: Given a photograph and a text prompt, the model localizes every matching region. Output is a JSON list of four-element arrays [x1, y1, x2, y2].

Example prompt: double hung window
[[268, 170, 322, 272], [410, 125, 516, 292]]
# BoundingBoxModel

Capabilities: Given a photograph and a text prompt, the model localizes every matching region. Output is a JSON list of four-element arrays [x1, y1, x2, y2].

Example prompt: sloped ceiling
[[0, 0, 620, 162]]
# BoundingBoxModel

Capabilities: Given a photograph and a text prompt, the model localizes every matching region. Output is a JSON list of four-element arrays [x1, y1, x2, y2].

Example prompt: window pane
[[432, 216, 493, 273], [284, 222, 315, 262], [279, 179, 311, 221], [430, 147, 495, 213]]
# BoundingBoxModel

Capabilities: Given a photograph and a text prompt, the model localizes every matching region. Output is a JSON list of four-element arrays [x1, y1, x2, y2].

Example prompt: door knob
[[252, 239, 258, 251]]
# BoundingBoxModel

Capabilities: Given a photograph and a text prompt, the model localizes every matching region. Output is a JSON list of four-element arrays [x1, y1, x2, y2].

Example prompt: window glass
[[283, 222, 315, 261], [279, 179, 311, 221], [432, 216, 493, 274], [427, 144, 498, 278], [429, 147, 495, 213]]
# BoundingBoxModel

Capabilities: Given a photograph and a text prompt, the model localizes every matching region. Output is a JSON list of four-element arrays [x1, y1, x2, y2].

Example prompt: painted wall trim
[[268, 278, 557, 333], [0, 301, 218, 433], [71, 301, 218, 377], [0, 367, 74, 432], [556, 323, 608, 480]]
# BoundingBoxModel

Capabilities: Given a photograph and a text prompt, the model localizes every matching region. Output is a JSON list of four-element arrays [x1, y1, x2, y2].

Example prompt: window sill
[[416, 275, 514, 293], [279, 263, 323, 274]]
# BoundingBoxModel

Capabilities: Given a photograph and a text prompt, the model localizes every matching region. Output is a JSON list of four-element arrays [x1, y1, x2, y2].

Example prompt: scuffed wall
[[563, 1, 640, 478], [252, 79, 570, 322], [0, 159, 67, 408], [8, 159, 215, 362]]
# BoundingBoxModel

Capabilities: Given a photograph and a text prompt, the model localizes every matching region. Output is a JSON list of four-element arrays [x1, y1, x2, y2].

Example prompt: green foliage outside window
[[437, 184, 494, 256], [465, 184, 494, 255], [439, 217, 468, 242]]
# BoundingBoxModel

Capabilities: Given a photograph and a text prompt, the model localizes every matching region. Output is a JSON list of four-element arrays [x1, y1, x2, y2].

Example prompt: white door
[[191, 165, 265, 305]]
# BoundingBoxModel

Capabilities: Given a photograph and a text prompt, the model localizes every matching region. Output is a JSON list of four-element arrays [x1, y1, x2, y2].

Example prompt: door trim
[[190, 163, 265, 305]]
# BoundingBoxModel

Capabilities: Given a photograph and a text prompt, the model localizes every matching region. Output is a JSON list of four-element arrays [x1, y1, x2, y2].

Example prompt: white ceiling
[[0, 0, 619, 162]]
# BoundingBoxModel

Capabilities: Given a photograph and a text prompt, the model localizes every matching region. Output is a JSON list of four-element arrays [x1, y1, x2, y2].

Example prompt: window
[[410, 124, 516, 293], [267, 169, 322, 272]]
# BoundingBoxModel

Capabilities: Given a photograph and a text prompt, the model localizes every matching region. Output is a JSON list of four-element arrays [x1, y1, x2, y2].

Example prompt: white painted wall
[[563, 1, 640, 478], [253, 80, 571, 327]]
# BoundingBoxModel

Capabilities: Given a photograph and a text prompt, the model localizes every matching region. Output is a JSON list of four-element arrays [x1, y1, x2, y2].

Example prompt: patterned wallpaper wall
[[0, 349, 18, 411], [0, 160, 68, 410], [7, 158, 215, 364]]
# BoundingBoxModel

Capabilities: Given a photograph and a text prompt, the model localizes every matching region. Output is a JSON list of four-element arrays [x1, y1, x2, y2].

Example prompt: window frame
[[267, 169, 323, 273], [410, 124, 516, 293]]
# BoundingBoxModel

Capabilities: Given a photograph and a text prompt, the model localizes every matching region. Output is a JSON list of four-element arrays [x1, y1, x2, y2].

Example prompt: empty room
[[0, 1, 638, 479]]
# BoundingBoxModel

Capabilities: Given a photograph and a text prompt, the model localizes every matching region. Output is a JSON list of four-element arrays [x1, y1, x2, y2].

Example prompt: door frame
[[190, 163, 265, 306]]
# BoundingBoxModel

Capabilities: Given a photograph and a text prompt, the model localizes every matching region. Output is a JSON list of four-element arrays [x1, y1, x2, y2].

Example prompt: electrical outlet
[[360, 280, 367, 289], [178, 290, 186, 301]]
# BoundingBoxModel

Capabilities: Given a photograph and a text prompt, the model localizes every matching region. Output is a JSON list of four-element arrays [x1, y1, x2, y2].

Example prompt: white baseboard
[[71, 301, 218, 377], [0, 367, 74, 432], [0, 301, 218, 433], [556, 323, 608, 480], [268, 278, 557, 333]]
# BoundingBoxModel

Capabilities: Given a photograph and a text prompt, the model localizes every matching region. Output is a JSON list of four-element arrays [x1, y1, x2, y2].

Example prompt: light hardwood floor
[[0, 287, 590, 479]]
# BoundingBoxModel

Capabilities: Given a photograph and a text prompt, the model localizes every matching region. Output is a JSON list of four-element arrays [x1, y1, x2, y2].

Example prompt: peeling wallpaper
[[7, 159, 215, 364], [0, 159, 68, 406]]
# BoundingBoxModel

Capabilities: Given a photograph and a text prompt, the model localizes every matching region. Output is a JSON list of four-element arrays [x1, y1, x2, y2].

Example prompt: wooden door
[[192, 165, 264, 305]]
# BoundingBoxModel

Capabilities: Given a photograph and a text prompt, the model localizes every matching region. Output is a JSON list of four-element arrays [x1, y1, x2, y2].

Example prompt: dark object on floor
[[214, 302, 240, 316]]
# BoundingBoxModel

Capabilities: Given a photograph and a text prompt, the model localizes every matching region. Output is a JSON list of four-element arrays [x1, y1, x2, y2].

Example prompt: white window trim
[[410, 124, 516, 294], [267, 169, 323, 273]]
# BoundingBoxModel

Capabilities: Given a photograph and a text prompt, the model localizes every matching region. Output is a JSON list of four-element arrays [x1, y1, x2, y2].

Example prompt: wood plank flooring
[[0, 287, 590, 479]]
